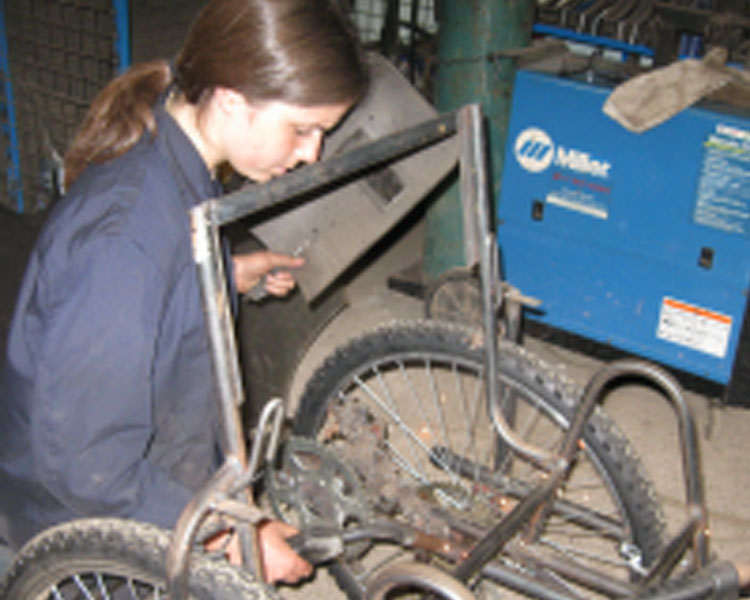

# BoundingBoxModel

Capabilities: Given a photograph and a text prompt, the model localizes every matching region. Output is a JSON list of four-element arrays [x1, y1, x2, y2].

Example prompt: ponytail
[[63, 0, 367, 191], [63, 60, 172, 190]]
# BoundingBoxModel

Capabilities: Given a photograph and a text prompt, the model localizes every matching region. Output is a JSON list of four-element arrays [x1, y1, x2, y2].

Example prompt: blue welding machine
[[497, 69, 750, 405]]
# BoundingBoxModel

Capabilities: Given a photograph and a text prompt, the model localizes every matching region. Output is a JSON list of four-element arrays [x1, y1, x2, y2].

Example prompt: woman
[[0, 0, 368, 584]]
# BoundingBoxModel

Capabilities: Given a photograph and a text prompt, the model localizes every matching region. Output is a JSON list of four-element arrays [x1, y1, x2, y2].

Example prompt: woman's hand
[[203, 521, 312, 584], [257, 520, 313, 584], [232, 251, 305, 297]]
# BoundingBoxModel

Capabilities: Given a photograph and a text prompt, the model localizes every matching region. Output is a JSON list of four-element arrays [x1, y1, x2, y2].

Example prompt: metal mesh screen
[[0, 0, 440, 213], [129, 0, 204, 63], [350, 0, 437, 45], [1, 0, 118, 213]]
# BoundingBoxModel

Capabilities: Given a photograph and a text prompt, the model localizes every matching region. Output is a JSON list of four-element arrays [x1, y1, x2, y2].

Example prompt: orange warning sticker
[[656, 297, 732, 358]]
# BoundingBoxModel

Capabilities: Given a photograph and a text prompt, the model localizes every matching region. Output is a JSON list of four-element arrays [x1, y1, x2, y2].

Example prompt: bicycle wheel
[[293, 319, 666, 599], [423, 267, 483, 328], [0, 517, 272, 600]]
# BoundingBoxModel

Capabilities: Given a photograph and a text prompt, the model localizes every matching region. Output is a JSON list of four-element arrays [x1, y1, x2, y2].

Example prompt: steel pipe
[[207, 112, 457, 226], [571, 359, 709, 574], [458, 103, 560, 470]]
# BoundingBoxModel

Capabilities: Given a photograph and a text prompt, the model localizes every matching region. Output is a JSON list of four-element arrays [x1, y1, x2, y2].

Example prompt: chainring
[[265, 436, 374, 558]]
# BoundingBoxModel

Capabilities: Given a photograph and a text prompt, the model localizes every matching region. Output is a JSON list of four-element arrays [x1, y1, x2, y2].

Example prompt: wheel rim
[[29, 561, 165, 599]]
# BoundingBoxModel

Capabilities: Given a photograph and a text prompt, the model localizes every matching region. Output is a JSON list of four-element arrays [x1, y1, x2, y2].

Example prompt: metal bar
[[340, 519, 467, 564], [235, 397, 285, 492], [457, 106, 480, 267], [570, 359, 710, 575], [408, 0, 420, 84], [481, 561, 579, 600], [642, 510, 704, 587], [640, 560, 742, 600], [166, 460, 241, 600], [189, 203, 247, 462], [452, 465, 566, 582], [0, 0, 23, 212], [207, 112, 457, 226], [532, 23, 654, 56], [459, 103, 558, 469], [433, 445, 627, 540], [112, 0, 130, 74], [511, 540, 637, 597]]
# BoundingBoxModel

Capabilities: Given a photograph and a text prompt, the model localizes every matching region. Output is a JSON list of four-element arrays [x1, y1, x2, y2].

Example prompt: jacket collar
[[154, 95, 223, 207]]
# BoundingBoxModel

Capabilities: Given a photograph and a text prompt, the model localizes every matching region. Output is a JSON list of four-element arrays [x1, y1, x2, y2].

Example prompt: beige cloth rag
[[603, 47, 749, 133]]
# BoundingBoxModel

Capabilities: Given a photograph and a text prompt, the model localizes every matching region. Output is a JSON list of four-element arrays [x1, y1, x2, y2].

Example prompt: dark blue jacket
[[0, 99, 224, 549]]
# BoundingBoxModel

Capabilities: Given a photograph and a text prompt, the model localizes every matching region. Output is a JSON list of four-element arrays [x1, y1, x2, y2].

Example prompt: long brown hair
[[64, 0, 367, 189]]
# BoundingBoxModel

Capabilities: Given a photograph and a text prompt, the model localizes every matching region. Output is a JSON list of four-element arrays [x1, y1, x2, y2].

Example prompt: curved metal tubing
[[365, 562, 476, 600], [166, 459, 243, 600], [570, 358, 709, 573], [237, 397, 285, 492], [458, 103, 560, 469]]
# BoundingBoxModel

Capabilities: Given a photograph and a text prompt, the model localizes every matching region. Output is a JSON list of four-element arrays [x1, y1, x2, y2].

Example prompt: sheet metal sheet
[[250, 53, 457, 301]]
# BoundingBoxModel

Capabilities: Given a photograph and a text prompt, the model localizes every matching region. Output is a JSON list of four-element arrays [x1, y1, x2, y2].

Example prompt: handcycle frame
[[172, 103, 750, 599]]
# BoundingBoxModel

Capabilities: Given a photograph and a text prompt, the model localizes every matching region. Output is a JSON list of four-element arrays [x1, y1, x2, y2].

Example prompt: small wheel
[[365, 562, 475, 600], [423, 267, 483, 328], [0, 517, 271, 600], [424, 267, 518, 340]]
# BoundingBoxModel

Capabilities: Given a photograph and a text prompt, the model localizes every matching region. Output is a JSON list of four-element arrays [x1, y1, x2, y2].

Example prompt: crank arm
[[287, 526, 346, 564], [289, 520, 470, 565]]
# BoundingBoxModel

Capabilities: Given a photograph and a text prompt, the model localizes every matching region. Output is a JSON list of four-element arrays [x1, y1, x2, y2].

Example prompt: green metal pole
[[423, 0, 535, 280]]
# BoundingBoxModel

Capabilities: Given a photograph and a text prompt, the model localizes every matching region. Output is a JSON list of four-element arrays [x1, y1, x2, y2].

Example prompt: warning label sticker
[[656, 297, 732, 358], [693, 123, 750, 236]]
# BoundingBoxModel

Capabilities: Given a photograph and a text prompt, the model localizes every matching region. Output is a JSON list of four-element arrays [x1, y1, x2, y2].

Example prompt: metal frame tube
[[568, 359, 710, 577], [452, 464, 567, 582], [640, 560, 741, 600], [210, 112, 457, 226], [166, 460, 241, 599], [459, 103, 559, 469], [190, 203, 247, 462]]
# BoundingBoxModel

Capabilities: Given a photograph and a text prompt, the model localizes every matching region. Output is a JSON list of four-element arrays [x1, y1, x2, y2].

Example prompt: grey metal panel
[[250, 53, 457, 301]]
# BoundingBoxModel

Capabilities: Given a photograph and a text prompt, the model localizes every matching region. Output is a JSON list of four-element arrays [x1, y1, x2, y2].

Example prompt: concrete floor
[[1, 206, 748, 596]]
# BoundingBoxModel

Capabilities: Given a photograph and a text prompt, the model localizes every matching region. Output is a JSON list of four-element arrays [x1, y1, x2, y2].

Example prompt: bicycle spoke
[[426, 358, 452, 452], [72, 574, 97, 600], [352, 372, 462, 486], [400, 360, 440, 445], [377, 361, 436, 482], [50, 585, 65, 600], [94, 573, 112, 600]]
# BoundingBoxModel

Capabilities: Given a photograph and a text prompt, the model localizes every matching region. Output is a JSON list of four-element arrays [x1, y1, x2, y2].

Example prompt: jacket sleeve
[[29, 231, 194, 528]]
